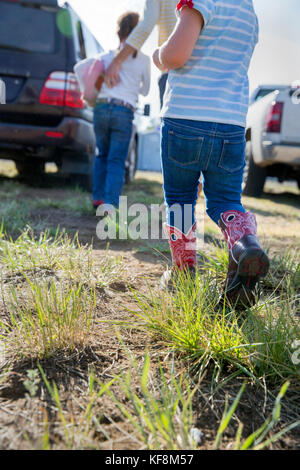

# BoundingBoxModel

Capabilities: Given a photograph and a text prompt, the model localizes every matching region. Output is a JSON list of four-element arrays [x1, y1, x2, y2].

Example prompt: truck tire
[[243, 143, 266, 197], [125, 138, 138, 184]]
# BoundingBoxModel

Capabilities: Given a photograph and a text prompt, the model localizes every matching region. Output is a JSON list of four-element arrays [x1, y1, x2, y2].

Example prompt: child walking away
[[153, 0, 269, 308], [92, 12, 150, 210]]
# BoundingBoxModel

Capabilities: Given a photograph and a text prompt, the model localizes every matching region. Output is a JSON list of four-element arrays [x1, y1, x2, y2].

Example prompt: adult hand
[[104, 60, 121, 88], [152, 49, 168, 72]]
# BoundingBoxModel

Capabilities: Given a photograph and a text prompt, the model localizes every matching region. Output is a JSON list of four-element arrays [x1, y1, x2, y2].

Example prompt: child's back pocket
[[218, 140, 246, 173], [168, 129, 204, 169]]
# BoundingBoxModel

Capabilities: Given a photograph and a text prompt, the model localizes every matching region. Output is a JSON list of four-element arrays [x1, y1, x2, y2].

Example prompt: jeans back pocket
[[218, 139, 246, 173], [168, 129, 204, 167]]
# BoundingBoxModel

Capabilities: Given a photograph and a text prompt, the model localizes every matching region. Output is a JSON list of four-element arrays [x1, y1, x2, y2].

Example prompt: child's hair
[[117, 12, 139, 58]]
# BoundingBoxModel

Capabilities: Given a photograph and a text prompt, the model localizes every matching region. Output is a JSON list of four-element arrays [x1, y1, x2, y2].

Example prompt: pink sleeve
[[83, 59, 105, 103]]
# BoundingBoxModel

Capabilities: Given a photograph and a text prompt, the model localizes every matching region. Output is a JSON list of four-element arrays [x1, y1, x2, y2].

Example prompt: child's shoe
[[218, 210, 269, 308], [93, 199, 104, 210], [161, 223, 197, 289]]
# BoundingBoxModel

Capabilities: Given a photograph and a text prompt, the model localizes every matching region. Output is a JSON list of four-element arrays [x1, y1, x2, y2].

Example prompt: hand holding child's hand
[[152, 49, 169, 72], [104, 60, 121, 88]]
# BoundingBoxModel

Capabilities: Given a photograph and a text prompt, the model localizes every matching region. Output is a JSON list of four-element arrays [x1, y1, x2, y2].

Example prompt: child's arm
[[105, 0, 160, 88], [104, 45, 136, 88], [140, 56, 151, 97], [153, 6, 204, 71]]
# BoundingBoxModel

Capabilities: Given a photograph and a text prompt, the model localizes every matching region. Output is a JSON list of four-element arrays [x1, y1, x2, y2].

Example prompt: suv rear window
[[0, 3, 56, 54]]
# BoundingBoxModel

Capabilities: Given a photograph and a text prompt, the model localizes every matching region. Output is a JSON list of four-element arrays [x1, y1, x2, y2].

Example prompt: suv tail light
[[39, 72, 85, 109], [264, 101, 284, 133]]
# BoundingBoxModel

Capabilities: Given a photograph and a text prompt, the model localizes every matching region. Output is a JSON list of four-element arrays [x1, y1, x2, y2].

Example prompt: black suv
[[0, 0, 139, 189]]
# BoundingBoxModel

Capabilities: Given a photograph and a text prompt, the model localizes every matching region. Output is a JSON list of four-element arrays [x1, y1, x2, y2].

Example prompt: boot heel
[[219, 210, 270, 309], [238, 248, 269, 281]]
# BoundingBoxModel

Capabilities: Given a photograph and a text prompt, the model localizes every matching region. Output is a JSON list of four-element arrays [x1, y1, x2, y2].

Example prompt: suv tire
[[243, 142, 266, 197], [62, 152, 95, 192], [15, 158, 45, 183]]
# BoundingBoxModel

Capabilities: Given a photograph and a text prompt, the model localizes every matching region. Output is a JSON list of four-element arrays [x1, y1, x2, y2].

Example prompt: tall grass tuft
[[0, 227, 124, 288], [0, 278, 96, 360]]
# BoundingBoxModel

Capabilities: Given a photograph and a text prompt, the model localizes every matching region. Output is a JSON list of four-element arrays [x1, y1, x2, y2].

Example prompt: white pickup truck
[[243, 84, 300, 197]]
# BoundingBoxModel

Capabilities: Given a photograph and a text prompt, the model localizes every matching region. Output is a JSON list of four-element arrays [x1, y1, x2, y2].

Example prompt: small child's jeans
[[161, 118, 246, 232]]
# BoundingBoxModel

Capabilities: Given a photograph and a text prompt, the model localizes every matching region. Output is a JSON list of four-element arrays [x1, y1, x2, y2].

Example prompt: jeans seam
[[203, 137, 215, 171], [163, 118, 245, 139]]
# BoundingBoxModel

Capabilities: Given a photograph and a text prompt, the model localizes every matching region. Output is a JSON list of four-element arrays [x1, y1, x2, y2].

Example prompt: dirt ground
[[0, 166, 299, 450]]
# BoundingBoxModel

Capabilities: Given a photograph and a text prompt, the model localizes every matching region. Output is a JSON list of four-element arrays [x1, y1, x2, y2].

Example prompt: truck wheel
[[125, 138, 138, 184], [16, 159, 45, 183], [243, 143, 266, 197]]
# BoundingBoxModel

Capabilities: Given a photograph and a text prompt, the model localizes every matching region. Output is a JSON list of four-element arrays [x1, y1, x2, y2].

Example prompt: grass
[[31, 190, 95, 215], [0, 171, 165, 239], [33, 348, 299, 450], [263, 249, 300, 292], [102, 349, 197, 450], [1, 279, 96, 361], [96, 177, 165, 243], [0, 227, 124, 288], [0, 228, 124, 362], [97, 211, 141, 242], [137, 242, 170, 256], [0, 180, 33, 233], [0, 170, 299, 449], [38, 364, 115, 450], [126, 247, 300, 385], [0, 201, 32, 234], [0, 177, 95, 237]]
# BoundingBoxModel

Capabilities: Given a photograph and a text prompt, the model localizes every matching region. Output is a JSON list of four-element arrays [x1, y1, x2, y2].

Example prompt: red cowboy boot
[[161, 222, 197, 289], [218, 210, 269, 308], [92, 199, 104, 209]]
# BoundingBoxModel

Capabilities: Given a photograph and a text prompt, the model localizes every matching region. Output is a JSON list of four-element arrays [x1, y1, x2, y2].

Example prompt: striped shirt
[[126, 0, 178, 49], [162, 0, 259, 127]]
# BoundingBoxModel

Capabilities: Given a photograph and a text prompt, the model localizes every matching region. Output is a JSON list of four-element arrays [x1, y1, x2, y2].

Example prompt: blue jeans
[[93, 103, 134, 207], [161, 118, 246, 232]]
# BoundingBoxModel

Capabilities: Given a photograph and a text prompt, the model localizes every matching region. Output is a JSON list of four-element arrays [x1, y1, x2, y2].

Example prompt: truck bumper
[[262, 141, 300, 166], [0, 116, 96, 158]]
